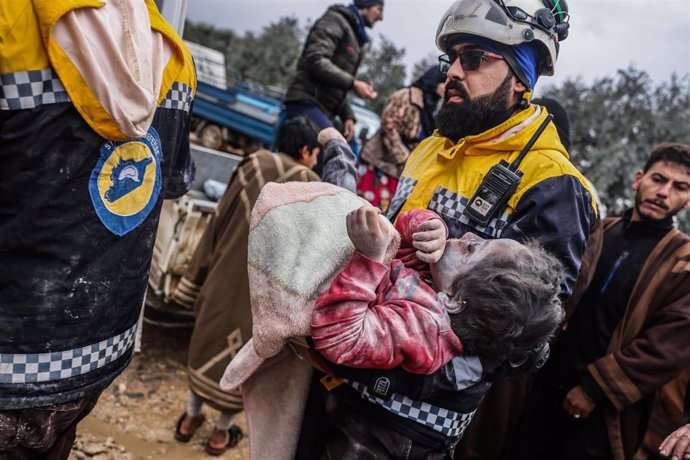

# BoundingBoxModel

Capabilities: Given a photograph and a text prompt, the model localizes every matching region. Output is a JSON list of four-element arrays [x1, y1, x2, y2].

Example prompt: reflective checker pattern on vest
[[161, 82, 193, 113], [0, 69, 70, 110], [429, 187, 511, 239], [346, 379, 476, 438], [384, 176, 417, 220], [0, 324, 137, 384]]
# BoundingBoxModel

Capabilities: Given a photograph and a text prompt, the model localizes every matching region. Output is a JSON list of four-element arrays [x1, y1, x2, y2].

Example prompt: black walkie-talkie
[[464, 114, 554, 227]]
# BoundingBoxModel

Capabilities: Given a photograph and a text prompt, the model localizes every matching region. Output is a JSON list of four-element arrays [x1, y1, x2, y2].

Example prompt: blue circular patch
[[89, 127, 163, 236]]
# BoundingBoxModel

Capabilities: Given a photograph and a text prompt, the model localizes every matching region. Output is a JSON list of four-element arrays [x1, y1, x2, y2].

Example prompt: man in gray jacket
[[283, 0, 381, 148]]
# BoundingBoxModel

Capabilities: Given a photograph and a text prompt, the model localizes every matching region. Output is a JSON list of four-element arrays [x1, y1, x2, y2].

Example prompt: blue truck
[[186, 41, 380, 154], [186, 41, 283, 152]]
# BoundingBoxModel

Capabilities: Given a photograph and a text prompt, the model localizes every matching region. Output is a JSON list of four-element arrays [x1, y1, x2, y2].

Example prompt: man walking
[[514, 143, 690, 460], [283, 0, 382, 145]]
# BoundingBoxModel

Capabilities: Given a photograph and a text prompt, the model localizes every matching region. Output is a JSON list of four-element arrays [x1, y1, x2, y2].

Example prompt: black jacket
[[284, 5, 367, 122]]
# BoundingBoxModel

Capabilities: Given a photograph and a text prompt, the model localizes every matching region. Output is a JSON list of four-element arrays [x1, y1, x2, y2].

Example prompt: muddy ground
[[69, 322, 249, 460]]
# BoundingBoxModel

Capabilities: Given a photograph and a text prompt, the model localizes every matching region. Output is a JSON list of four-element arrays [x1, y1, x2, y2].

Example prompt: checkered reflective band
[[0, 69, 70, 110], [384, 176, 418, 221], [429, 187, 510, 238], [0, 324, 137, 384], [345, 379, 476, 438], [161, 82, 194, 113]]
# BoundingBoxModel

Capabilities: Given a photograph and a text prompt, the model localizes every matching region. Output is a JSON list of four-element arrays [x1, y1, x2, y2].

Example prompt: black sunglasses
[[438, 49, 504, 74]]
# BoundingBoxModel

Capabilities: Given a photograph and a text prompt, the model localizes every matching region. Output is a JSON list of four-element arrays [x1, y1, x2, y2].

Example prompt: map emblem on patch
[[89, 127, 163, 236]]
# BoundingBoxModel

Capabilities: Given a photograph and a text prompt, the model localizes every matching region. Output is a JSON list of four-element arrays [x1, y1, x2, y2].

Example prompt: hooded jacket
[[284, 4, 368, 122], [0, 0, 196, 409], [360, 86, 426, 178], [386, 105, 598, 297]]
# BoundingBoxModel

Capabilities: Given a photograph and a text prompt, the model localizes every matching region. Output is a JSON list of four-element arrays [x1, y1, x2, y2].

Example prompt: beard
[[436, 72, 515, 143], [633, 189, 676, 222]]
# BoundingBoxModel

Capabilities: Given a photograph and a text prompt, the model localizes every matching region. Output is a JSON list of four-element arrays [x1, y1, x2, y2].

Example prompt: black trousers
[[511, 382, 612, 460], [294, 372, 455, 460], [0, 391, 102, 460], [321, 393, 454, 460]]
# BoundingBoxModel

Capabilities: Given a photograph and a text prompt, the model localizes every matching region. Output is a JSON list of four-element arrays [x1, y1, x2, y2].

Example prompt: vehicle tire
[[199, 123, 223, 150]]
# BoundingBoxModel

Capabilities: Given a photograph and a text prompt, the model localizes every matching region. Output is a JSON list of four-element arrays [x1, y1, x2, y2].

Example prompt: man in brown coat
[[514, 143, 690, 460]]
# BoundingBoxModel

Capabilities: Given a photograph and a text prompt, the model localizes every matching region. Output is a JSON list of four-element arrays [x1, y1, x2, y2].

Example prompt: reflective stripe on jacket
[[385, 105, 598, 296]]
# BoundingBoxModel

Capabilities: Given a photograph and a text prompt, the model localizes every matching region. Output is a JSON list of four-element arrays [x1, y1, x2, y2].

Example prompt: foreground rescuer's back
[[0, 0, 196, 409]]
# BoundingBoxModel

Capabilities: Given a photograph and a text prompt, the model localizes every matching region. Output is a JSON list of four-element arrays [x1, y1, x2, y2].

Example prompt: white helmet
[[435, 0, 569, 76]]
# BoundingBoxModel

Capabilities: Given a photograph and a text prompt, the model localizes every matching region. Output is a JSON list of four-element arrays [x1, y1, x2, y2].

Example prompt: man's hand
[[352, 80, 378, 100], [412, 219, 447, 263], [562, 385, 596, 419], [659, 424, 690, 459], [343, 119, 355, 142], [346, 206, 391, 262]]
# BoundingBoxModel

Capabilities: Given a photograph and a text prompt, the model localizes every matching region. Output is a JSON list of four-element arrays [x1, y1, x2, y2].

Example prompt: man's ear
[[513, 79, 527, 93], [511, 76, 527, 106], [299, 145, 309, 160], [683, 199, 690, 210], [632, 170, 644, 191]]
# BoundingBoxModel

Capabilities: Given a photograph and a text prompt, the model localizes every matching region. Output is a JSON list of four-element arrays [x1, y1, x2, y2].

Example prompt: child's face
[[430, 233, 525, 293]]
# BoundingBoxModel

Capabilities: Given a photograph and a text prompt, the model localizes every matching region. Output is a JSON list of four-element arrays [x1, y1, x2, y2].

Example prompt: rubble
[[72, 324, 249, 459]]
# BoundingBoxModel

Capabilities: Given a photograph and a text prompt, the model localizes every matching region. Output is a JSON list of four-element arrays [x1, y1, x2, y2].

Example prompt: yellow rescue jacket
[[386, 105, 598, 296], [0, 0, 196, 140]]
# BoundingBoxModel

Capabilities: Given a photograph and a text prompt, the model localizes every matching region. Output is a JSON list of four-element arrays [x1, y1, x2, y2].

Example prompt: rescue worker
[[0, 1, 196, 458]]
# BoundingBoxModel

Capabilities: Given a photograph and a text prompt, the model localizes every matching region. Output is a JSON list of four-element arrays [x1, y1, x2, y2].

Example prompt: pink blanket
[[220, 181, 400, 460]]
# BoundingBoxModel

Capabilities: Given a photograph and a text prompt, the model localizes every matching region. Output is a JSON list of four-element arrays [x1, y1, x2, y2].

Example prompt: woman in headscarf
[[357, 66, 446, 210]]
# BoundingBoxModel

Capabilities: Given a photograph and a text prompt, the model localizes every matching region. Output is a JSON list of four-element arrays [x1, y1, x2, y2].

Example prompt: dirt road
[[69, 323, 249, 460]]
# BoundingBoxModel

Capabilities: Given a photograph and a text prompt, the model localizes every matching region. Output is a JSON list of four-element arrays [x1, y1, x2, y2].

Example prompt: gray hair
[[448, 240, 564, 364]]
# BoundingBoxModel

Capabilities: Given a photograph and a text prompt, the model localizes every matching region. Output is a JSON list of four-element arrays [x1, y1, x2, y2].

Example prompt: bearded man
[[387, 1, 597, 299], [297, 1, 599, 458], [514, 143, 690, 460], [380, 1, 600, 458]]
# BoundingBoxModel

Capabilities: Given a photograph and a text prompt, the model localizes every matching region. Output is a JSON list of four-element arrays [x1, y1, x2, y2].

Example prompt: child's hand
[[412, 218, 447, 263], [346, 206, 391, 262]]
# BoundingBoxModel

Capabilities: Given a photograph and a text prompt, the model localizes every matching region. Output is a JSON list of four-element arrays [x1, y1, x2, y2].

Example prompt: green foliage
[[357, 36, 407, 113], [183, 21, 238, 64], [184, 18, 304, 89], [410, 53, 440, 83], [541, 66, 690, 231]]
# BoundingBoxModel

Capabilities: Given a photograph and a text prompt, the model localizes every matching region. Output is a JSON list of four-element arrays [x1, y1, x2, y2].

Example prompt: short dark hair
[[276, 117, 320, 160], [448, 240, 564, 364], [643, 143, 690, 173]]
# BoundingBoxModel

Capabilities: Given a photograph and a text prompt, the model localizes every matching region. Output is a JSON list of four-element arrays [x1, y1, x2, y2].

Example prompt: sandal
[[174, 412, 206, 443], [205, 424, 244, 456]]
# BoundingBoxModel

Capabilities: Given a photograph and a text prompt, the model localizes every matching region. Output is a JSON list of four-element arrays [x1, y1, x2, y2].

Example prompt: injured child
[[219, 181, 564, 459], [311, 205, 564, 375], [310, 204, 565, 458]]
